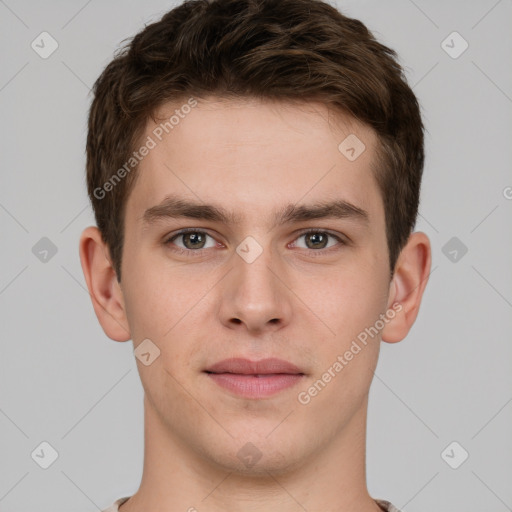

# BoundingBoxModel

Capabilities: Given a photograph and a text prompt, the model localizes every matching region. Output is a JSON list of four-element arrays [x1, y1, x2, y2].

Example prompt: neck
[[120, 395, 382, 512]]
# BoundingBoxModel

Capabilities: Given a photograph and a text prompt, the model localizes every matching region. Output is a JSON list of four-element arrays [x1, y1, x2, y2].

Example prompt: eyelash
[[164, 228, 346, 257]]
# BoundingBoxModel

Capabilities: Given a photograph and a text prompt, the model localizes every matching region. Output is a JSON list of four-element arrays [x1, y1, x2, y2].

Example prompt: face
[[118, 97, 395, 474]]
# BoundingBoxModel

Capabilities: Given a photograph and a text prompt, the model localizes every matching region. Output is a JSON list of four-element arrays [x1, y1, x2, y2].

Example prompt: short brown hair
[[86, 0, 424, 282]]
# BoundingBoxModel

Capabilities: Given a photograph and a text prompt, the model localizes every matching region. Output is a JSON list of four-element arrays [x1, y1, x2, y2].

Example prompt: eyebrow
[[141, 194, 369, 229]]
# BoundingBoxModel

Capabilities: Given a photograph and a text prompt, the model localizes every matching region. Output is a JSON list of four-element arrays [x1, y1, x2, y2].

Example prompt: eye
[[165, 229, 218, 254], [290, 230, 345, 252]]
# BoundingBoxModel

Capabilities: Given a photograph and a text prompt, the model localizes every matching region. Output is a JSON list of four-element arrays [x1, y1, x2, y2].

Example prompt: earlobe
[[79, 226, 131, 342], [381, 231, 432, 344]]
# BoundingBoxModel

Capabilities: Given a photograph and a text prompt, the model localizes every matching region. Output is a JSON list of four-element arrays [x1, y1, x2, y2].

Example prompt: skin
[[79, 97, 431, 512]]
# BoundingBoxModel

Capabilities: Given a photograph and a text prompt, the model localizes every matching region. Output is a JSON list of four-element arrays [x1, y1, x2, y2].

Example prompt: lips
[[204, 357, 304, 375], [204, 358, 305, 398]]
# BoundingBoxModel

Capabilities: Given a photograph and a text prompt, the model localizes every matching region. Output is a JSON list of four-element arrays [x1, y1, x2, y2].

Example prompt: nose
[[217, 242, 293, 334]]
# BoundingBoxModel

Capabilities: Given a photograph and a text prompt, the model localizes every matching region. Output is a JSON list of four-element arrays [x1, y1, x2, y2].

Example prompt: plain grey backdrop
[[1, 0, 511, 511]]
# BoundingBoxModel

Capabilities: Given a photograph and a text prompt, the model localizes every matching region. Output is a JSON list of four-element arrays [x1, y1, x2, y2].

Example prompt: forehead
[[125, 97, 383, 228]]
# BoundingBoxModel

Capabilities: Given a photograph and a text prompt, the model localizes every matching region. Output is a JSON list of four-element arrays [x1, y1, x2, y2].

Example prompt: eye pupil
[[306, 232, 328, 249], [184, 232, 206, 249]]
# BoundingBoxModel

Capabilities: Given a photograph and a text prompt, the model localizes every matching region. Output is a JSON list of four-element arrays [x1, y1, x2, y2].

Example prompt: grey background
[[0, 0, 511, 511]]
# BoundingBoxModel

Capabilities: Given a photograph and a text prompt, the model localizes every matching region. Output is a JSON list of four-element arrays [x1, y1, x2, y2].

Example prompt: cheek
[[122, 280, 167, 341], [121, 257, 207, 379], [295, 270, 385, 417], [302, 263, 388, 343], [122, 272, 199, 405], [121, 240, 194, 335]]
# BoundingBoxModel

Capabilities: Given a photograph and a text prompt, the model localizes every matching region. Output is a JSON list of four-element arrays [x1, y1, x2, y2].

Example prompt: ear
[[79, 226, 131, 342], [381, 231, 431, 343]]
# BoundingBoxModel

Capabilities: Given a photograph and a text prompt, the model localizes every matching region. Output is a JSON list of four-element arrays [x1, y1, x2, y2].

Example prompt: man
[[79, 0, 431, 510]]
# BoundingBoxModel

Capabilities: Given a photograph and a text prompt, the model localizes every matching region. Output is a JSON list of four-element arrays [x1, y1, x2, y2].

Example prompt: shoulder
[[375, 499, 403, 512], [100, 496, 131, 512]]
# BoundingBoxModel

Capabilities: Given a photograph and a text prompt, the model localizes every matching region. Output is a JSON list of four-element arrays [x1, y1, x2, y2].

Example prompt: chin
[[203, 434, 306, 477]]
